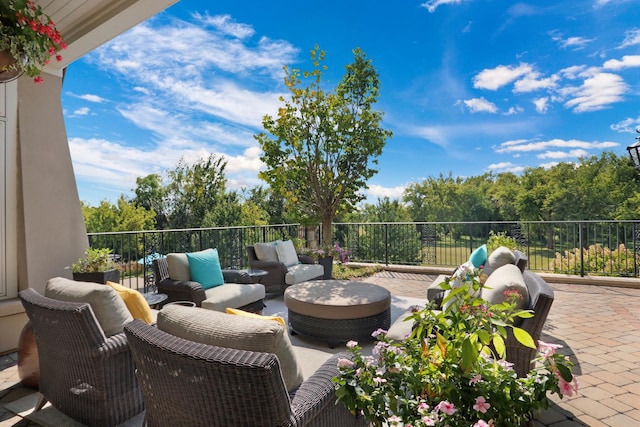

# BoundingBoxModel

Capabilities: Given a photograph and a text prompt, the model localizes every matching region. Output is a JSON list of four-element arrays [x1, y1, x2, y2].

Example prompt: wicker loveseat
[[124, 313, 367, 426]]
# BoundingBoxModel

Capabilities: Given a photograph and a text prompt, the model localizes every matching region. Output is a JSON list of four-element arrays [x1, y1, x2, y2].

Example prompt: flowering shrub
[[334, 268, 577, 427], [553, 243, 638, 276], [0, 0, 67, 82], [300, 242, 352, 264]]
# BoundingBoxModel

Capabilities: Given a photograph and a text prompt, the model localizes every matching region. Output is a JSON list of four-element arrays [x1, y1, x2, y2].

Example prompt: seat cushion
[[275, 239, 299, 267], [253, 242, 278, 262], [107, 281, 154, 324], [225, 307, 286, 328], [186, 248, 224, 289], [45, 277, 133, 336], [166, 252, 191, 281], [481, 263, 529, 310], [200, 283, 266, 312], [284, 264, 324, 285], [483, 246, 516, 276], [158, 305, 303, 392]]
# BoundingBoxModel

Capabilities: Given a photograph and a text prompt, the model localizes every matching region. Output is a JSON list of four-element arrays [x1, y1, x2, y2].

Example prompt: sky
[[60, 0, 640, 206]]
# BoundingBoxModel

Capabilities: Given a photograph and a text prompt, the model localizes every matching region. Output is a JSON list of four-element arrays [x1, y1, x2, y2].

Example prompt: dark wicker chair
[[124, 319, 368, 427], [246, 245, 320, 294], [18, 288, 144, 427], [152, 258, 263, 312], [506, 271, 555, 377]]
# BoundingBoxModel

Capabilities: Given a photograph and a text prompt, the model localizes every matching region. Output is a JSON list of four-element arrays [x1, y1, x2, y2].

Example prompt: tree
[[133, 174, 167, 228], [256, 45, 392, 244]]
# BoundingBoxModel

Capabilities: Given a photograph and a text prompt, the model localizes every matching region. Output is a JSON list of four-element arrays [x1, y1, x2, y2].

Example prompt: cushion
[[45, 277, 133, 336], [158, 305, 303, 392], [483, 246, 516, 276], [481, 264, 529, 311], [225, 307, 286, 328], [285, 263, 324, 285], [166, 253, 191, 281], [186, 248, 224, 289], [275, 239, 299, 267], [469, 244, 488, 268], [107, 281, 154, 324], [201, 283, 266, 312], [253, 242, 278, 262]]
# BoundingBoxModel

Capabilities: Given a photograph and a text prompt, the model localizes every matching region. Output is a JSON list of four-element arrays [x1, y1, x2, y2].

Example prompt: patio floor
[[1, 271, 639, 426]]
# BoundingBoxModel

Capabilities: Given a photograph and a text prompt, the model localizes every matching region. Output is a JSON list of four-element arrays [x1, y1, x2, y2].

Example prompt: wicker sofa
[[153, 252, 265, 312], [124, 305, 367, 426], [388, 247, 554, 377], [246, 241, 324, 294]]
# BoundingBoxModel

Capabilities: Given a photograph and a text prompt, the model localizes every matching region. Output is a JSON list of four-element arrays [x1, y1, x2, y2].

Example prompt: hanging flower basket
[[0, 0, 66, 83]]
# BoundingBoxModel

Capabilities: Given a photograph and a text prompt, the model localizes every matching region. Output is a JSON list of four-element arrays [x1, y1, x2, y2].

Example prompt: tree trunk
[[321, 216, 333, 246]]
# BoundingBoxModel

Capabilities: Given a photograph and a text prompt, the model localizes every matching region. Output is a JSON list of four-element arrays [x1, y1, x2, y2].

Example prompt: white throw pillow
[[253, 242, 278, 262], [275, 239, 299, 267], [483, 246, 516, 276], [481, 264, 529, 311]]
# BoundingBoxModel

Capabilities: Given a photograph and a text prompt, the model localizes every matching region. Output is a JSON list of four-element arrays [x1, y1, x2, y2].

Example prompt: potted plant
[[298, 242, 351, 279], [0, 0, 66, 83], [69, 248, 121, 284], [334, 267, 577, 427]]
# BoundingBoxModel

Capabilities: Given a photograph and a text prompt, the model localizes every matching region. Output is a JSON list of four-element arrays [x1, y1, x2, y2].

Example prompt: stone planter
[[72, 269, 120, 284]]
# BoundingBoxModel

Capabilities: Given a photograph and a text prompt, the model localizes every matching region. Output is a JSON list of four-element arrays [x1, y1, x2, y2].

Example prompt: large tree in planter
[[256, 46, 392, 245]]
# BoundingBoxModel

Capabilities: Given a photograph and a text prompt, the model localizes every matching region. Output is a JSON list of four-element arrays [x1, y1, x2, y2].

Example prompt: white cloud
[[486, 162, 525, 173], [533, 97, 549, 113], [537, 149, 589, 159], [461, 97, 498, 113], [539, 161, 561, 169], [495, 138, 618, 154], [504, 106, 524, 115], [420, 0, 469, 13], [553, 35, 595, 50], [367, 184, 406, 199], [619, 29, 640, 48], [603, 55, 640, 70], [611, 116, 640, 133], [513, 72, 558, 93], [195, 13, 255, 39], [73, 107, 91, 116], [473, 63, 533, 90], [562, 72, 628, 112], [68, 93, 107, 103]]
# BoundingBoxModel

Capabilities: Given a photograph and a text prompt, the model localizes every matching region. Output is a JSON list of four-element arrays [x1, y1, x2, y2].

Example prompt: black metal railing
[[88, 221, 640, 285]]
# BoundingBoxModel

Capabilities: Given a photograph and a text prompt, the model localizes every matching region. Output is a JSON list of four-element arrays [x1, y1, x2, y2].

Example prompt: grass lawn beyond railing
[[87, 220, 640, 290]]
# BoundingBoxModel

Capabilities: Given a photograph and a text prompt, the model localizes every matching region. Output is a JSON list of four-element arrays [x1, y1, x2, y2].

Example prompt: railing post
[[579, 222, 584, 277], [385, 223, 389, 266]]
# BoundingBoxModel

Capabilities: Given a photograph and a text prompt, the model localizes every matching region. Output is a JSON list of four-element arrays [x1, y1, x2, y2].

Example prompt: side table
[[143, 292, 168, 309], [245, 269, 268, 283]]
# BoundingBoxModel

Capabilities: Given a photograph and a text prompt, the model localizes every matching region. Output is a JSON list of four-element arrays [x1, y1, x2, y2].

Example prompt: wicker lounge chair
[[246, 244, 323, 293], [18, 288, 144, 427], [124, 319, 368, 427]]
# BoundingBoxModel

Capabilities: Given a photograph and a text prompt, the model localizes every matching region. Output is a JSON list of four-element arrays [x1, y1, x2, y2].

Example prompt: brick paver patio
[[1, 272, 639, 426]]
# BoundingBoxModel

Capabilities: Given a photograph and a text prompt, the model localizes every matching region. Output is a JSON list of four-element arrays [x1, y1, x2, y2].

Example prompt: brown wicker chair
[[246, 245, 322, 294], [152, 257, 264, 312], [18, 288, 144, 427], [124, 319, 367, 427], [506, 271, 555, 377]]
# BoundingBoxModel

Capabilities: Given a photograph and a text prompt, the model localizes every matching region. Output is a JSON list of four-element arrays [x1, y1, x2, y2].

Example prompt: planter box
[[318, 256, 333, 280], [72, 269, 120, 284]]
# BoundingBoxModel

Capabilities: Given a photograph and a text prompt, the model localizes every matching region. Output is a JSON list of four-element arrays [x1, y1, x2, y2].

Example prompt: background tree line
[[81, 151, 640, 233]]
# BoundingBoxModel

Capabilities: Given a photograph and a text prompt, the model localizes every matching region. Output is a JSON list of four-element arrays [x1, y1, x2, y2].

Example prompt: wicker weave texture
[[19, 288, 144, 427], [124, 320, 367, 427]]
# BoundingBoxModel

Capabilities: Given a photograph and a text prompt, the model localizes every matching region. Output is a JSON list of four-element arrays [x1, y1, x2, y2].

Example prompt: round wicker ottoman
[[284, 280, 391, 347]]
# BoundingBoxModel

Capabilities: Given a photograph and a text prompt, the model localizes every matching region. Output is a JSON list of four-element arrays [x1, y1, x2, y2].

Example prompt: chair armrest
[[298, 255, 315, 264], [157, 278, 206, 307], [98, 332, 133, 357], [291, 353, 364, 426], [222, 269, 253, 284]]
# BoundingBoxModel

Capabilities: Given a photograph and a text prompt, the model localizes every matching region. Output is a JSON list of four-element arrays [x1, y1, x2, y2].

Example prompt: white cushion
[[200, 283, 266, 312], [481, 264, 529, 310], [483, 246, 516, 276], [254, 242, 278, 262], [45, 277, 133, 336], [157, 305, 303, 392], [285, 264, 324, 285], [275, 239, 298, 267], [166, 252, 191, 281]]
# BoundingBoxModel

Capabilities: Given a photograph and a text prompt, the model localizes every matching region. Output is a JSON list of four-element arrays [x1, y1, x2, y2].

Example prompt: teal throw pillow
[[469, 244, 488, 268], [186, 248, 224, 289]]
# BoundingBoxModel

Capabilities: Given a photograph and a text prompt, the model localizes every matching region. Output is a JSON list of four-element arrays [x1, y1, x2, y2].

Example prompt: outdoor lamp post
[[626, 128, 640, 169]]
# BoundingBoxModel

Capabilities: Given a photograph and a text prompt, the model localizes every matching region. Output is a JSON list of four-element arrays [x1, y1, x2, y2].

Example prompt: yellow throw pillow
[[107, 281, 154, 324], [225, 307, 286, 329]]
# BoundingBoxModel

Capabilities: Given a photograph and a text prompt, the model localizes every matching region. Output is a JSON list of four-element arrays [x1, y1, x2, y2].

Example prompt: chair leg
[[32, 393, 48, 412]]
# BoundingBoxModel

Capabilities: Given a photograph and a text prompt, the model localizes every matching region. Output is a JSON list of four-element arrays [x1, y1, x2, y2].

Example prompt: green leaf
[[557, 363, 573, 382], [512, 327, 536, 349], [493, 334, 506, 358], [461, 337, 478, 371]]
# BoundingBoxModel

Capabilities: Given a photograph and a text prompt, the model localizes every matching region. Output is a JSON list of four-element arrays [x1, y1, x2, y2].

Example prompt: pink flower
[[33, 76, 43, 84], [473, 421, 491, 427], [346, 340, 358, 349], [421, 416, 436, 425], [557, 375, 579, 397], [373, 376, 387, 385], [434, 401, 456, 416], [473, 396, 491, 413], [417, 402, 430, 414], [387, 415, 402, 425], [337, 358, 354, 369], [371, 328, 387, 338], [539, 340, 563, 359], [469, 374, 482, 385]]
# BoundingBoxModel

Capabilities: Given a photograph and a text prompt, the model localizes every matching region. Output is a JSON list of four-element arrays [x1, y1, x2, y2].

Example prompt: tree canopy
[[255, 45, 392, 244]]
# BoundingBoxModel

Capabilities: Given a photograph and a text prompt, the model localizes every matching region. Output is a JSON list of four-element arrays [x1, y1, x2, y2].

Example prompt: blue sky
[[61, 0, 640, 206]]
